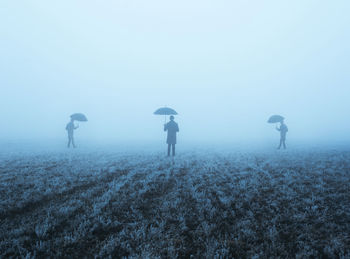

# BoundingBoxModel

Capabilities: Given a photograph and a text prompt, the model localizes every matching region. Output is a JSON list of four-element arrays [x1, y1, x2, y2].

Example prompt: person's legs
[[167, 144, 171, 156], [172, 144, 175, 156], [68, 135, 71, 148], [72, 136, 76, 148], [278, 138, 282, 149], [283, 139, 286, 149]]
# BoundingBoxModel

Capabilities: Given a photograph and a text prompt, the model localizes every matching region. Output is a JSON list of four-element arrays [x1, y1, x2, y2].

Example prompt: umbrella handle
[[164, 105, 167, 124]]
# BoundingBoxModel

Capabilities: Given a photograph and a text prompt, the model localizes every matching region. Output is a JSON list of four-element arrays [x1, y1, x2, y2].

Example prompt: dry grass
[[0, 149, 350, 258]]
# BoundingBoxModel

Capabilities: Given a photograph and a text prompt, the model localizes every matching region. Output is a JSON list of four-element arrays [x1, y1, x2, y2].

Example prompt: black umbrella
[[154, 107, 178, 123], [268, 115, 284, 123], [70, 113, 88, 122]]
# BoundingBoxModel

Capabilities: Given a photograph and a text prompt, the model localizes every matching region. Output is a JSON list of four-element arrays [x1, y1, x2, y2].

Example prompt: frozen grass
[[0, 148, 350, 258]]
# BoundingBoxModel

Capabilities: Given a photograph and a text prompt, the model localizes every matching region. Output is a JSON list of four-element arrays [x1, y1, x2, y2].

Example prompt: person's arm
[[164, 124, 167, 132], [74, 125, 79, 129], [276, 126, 280, 131], [176, 124, 179, 132]]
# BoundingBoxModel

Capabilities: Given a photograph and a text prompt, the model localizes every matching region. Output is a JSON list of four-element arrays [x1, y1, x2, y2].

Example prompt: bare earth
[[1, 148, 350, 258]]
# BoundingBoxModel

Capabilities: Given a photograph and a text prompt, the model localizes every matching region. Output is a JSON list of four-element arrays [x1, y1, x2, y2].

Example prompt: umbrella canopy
[[154, 107, 178, 115], [268, 115, 284, 123], [70, 113, 88, 122]]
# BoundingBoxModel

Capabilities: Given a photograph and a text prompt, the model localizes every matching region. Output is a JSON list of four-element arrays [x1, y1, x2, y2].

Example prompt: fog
[[1, 0, 350, 148]]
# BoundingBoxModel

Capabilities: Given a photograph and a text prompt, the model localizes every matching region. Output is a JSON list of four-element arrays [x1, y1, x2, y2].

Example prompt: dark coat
[[277, 124, 288, 139], [66, 122, 78, 136], [66, 122, 75, 135], [164, 120, 179, 144]]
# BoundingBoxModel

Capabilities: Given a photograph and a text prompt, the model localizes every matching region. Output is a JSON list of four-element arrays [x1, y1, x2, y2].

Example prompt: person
[[276, 120, 288, 149], [164, 115, 179, 156], [66, 118, 79, 148]]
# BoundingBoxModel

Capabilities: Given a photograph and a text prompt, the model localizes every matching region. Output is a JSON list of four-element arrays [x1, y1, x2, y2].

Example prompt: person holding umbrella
[[154, 107, 179, 156], [66, 118, 78, 148], [66, 113, 87, 148], [276, 120, 288, 149], [164, 115, 179, 156], [268, 115, 288, 149]]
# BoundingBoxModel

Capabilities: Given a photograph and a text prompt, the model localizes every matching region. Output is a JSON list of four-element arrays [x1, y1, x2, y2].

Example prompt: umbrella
[[268, 115, 284, 123], [154, 107, 178, 116], [154, 107, 178, 123], [70, 113, 88, 122]]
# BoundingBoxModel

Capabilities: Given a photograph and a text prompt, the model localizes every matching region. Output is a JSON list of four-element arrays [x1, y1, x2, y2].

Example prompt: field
[[1, 147, 350, 258]]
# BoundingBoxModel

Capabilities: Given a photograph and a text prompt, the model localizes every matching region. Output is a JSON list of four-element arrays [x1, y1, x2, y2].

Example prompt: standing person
[[164, 115, 179, 156], [66, 118, 79, 148], [276, 120, 288, 149]]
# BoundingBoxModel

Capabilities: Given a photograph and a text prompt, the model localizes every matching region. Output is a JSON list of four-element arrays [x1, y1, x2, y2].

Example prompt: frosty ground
[[0, 147, 349, 258]]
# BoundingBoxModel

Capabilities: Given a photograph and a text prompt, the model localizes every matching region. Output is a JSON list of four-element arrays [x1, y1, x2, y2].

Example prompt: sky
[[1, 0, 350, 146]]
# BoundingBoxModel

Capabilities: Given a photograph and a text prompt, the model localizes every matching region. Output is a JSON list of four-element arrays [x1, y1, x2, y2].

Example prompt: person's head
[[170, 115, 175, 121], [280, 119, 285, 125], [70, 118, 74, 123]]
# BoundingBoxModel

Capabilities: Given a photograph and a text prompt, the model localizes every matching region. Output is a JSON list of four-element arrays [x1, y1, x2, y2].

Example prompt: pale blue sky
[[1, 1, 349, 145]]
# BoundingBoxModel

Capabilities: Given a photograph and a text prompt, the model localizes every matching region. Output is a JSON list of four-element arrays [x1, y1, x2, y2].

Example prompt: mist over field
[[1, 0, 350, 148], [1, 1, 350, 258]]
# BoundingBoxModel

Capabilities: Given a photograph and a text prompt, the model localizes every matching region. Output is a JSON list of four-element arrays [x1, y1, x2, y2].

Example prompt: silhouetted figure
[[276, 120, 288, 149], [66, 118, 79, 148], [164, 115, 179, 156]]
